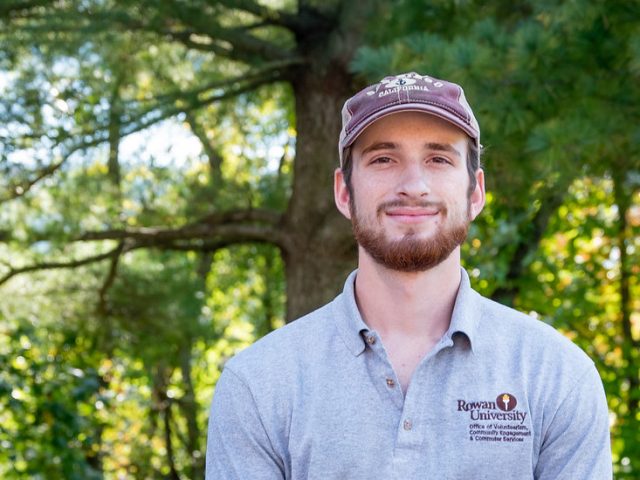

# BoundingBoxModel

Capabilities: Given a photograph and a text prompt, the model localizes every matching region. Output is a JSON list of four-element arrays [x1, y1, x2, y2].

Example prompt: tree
[[0, 0, 381, 322]]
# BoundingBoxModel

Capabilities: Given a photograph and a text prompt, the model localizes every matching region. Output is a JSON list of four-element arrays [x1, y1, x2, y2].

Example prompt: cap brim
[[342, 103, 479, 151]]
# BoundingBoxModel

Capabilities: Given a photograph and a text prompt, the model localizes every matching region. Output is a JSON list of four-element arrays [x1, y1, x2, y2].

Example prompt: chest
[[384, 334, 440, 392], [284, 348, 538, 479]]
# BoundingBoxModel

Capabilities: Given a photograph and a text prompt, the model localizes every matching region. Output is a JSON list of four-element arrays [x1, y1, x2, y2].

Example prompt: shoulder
[[469, 291, 606, 439], [473, 292, 594, 374], [223, 300, 338, 383]]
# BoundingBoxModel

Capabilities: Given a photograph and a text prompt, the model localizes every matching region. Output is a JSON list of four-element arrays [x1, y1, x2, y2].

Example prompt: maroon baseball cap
[[338, 72, 480, 165]]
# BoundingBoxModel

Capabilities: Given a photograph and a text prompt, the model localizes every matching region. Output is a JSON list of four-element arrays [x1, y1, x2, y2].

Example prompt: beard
[[350, 197, 471, 272]]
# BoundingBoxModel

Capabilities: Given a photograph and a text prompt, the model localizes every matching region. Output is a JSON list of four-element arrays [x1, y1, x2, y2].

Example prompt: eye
[[430, 156, 452, 165], [370, 156, 393, 165]]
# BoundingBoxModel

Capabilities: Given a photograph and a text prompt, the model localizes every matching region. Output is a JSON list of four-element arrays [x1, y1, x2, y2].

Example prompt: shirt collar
[[447, 268, 477, 352], [333, 270, 370, 356], [332, 268, 478, 356]]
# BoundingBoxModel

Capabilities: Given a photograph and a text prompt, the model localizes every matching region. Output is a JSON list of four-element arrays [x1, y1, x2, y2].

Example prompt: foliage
[[520, 179, 640, 476], [0, 316, 103, 479], [0, 0, 638, 478]]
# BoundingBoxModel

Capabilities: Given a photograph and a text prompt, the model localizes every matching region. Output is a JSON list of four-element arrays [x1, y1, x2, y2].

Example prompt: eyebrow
[[361, 142, 397, 156], [425, 142, 462, 158], [360, 141, 462, 158]]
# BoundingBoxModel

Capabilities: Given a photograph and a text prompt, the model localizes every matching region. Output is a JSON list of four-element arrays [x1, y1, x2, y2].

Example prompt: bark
[[107, 73, 124, 190], [281, 26, 363, 321]]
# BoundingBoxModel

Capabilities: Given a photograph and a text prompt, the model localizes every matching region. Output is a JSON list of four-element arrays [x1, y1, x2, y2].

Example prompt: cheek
[[441, 171, 471, 195], [351, 175, 390, 204], [351, 171, 397, 201]]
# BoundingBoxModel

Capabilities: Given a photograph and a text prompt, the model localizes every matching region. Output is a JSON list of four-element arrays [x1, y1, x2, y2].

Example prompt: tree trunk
[[282, 59, 358, 321], [278, 2, 382, 321], [107, 73, 124, 191]]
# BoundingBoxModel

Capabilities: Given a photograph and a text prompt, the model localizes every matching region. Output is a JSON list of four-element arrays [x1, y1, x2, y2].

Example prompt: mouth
[[378, 201, 446, 223], [383, 205, 441, 224]]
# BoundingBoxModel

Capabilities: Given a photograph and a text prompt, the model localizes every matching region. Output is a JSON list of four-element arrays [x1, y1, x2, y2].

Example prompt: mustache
[[377, 200, 446, 215]]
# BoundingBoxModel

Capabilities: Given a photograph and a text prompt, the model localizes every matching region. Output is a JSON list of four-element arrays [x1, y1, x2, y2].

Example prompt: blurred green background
[[0, 0, 638, 478]]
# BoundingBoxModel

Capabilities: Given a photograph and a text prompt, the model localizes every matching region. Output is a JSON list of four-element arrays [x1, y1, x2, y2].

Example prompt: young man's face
[[334, 111, 485, 272]]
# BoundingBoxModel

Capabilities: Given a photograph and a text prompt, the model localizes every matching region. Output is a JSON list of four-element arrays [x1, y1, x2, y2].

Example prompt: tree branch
[[105, 64, 291, 147], [98, 241, 126, 314], [0, 243, 129, 286], [0, 65, 290, 205], [9, 5, 299, 64], [79, 208, 289, 249], [0, 158, 66, 203], [0, 0, 55, 18], [215, 0, 300, 29], [147, 2, 295, 62], [184, 112, 223, 187], [0, 208, 288, 285], [144, 61, 295, 111]]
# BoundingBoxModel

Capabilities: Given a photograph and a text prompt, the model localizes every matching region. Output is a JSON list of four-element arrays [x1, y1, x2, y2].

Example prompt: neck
[[354, 248, 462, 340]]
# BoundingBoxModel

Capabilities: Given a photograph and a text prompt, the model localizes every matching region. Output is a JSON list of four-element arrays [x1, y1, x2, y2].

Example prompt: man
[[206, 72, 612, 479]]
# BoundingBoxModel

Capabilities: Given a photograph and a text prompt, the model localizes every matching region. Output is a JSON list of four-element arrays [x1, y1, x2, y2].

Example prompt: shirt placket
[[362, 331, 404, 411], [392, 336, 456, 478], [361, 330, 427, 477]]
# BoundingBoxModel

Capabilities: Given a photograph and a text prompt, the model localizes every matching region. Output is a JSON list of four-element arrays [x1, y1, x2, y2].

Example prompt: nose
[[396, 161, 430, 198]]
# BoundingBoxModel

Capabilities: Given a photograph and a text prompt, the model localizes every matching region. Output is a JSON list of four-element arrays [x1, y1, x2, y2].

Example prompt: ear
[[334, 168, 352, 220], [469, 168, 485, 220]]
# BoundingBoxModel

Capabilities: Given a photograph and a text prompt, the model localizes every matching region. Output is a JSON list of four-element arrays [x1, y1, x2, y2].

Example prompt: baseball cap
[[338, 72, 480, 165]]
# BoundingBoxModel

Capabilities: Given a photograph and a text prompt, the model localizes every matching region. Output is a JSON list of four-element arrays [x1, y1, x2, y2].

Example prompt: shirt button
[[403, 419, 413, 431], [386, 378, 395, 388], [366, 335, 376, 345]]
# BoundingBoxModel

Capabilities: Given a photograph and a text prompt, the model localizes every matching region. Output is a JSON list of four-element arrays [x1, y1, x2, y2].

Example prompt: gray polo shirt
[[206, 270, 612, 479]]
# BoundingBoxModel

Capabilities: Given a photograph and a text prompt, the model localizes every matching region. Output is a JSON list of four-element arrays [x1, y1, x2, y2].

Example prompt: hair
[[341, 138, 481, 198]]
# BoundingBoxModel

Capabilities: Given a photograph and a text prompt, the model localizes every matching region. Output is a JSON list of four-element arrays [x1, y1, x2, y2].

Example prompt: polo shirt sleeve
[[206, 366, 286, 480], [535, 363, 612, 479]]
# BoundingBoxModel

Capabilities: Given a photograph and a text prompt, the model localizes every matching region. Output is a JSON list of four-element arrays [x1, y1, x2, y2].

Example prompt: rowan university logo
[[497, 393, 517, 412], [457, 392, 532, 443]]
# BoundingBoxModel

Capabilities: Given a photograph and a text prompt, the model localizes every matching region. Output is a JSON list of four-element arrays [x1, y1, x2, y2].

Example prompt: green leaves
[[0, 317, 104, 479]]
